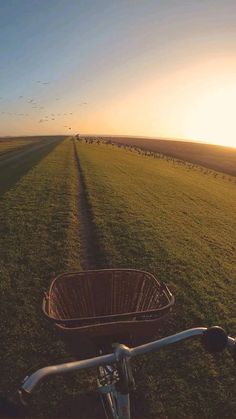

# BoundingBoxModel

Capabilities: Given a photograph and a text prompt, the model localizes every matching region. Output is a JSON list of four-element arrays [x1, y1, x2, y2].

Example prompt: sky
[[0, 0, 236, 147]]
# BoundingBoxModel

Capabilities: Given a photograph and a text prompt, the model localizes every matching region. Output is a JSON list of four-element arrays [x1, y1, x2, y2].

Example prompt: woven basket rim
[[44, 269, 175, 326]]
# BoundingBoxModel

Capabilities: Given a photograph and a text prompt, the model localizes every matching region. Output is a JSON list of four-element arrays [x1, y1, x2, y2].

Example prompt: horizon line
[[1, 133, 235, 149]]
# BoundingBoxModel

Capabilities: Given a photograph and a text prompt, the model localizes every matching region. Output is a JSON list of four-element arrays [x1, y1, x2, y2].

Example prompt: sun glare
[[185, 84, 236, 148]]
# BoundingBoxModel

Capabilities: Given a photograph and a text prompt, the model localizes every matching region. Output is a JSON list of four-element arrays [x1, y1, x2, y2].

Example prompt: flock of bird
[[0, 81, 88, 131]]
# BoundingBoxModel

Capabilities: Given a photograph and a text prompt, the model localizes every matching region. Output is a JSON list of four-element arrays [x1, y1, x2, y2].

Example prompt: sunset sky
[[0, 0, 236, 147]]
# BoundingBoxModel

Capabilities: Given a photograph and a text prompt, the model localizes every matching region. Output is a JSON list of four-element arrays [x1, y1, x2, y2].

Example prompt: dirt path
[[73, 140, 107, 270]]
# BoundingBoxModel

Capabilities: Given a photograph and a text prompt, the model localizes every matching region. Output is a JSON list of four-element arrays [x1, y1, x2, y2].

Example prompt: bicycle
[[16, 325, 236, 419], [2, 269, 236, 419]]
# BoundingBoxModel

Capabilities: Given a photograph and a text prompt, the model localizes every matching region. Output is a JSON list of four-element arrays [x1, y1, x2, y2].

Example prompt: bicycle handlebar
[[19, 326, 236, 397]]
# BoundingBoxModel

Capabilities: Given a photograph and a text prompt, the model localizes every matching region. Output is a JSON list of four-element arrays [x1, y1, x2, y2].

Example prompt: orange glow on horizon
[[77, 54, 236, 148], [1, 56, 236, 149]]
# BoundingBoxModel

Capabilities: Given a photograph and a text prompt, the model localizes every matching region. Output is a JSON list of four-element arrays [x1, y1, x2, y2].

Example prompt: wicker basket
[[43, 269, 174, 357]]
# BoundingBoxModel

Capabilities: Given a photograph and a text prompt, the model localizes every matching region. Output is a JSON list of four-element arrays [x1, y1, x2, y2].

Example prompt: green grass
[[76, 141, 236, 418], [1, 137, 236, 418], [0, 138, 37, 156], [0, 137, 63, 197], [106, 136, 236, 177], [0, 138, 90, 416]]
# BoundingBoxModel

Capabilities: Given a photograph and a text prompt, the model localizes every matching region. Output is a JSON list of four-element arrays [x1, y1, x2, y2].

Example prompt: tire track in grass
[[73, 139, 107, 269], [0, 138, 94, 417], [74, 141, 236, 419]]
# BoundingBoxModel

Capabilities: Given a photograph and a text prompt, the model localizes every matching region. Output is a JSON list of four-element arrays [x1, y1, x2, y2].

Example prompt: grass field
[[0, 138, 94, 416], [0, 136, 65, 197], [104, 136, 236, 177], [0, 136, 65, 159], [0, 137, 37, 156], [76, 140, 236, 418], [1, 137, 236, 418]]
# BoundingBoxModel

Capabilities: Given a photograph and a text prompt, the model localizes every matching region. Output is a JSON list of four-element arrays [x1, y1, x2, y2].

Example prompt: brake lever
[[0, 391, 27, 418], [230, 340, 236, 364], [17, 388, 30, 408]]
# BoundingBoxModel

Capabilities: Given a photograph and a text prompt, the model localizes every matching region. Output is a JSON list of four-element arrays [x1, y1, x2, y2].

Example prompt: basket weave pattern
[[43, 270, 174, 353], [48, 270, 169, 325]]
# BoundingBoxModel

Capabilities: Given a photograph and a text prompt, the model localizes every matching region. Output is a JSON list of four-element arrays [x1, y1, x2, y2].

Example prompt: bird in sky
[[35, 80, 50, 85]]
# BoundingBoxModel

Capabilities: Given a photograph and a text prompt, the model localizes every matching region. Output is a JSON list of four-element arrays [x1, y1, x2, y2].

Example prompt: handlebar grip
[[201, 326, 228, 353]]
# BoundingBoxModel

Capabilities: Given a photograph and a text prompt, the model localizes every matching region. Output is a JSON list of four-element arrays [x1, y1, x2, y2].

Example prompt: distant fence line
[[74, 136, 236, 184]]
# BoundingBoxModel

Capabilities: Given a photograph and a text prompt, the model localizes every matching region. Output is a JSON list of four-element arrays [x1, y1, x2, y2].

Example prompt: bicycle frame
[[98, 356, 134, 419], [19, 327, 236, 419], [98, 375, 130, 419]]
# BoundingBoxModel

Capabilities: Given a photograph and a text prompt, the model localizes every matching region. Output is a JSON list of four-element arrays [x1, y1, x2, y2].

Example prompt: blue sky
[[0, 0, 236, 146]]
